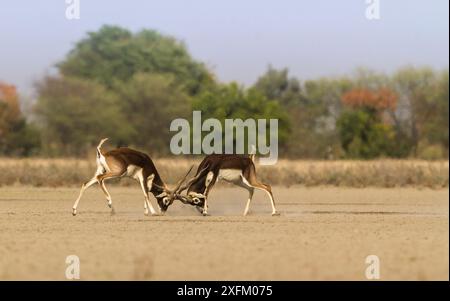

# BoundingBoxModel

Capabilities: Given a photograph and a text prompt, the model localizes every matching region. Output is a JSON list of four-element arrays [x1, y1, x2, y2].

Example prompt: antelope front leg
[[200, 172, 216, 216], [202, 198, 209, 216], [138, 177, 158, 216], [195, 204, 206, 215], [243, 188, 254, 216], [144, 195, 158, 216], [144, 200, 149, 216]]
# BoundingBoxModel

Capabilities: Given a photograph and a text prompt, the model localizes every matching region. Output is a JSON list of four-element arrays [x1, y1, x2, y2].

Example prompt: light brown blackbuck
[[72, 138, 192, 216], [174, 154, 280, 216]]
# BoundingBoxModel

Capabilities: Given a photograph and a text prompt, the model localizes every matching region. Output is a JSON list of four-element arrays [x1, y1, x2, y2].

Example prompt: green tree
[[392, 66, 449, 156], [253, 66, 304, 107], [337, 110, 395, 158], [34, 25, 221, 156], [254, 67, 353, 158], [0, 82, 40, 156], [412, 70, 449, 157], [58, 25, 215, 95], [337, 87, 400, 158], [299, 77, 354, 158], [114, 73, 192, 154], [0, 119, 41, 156], [34, 76, 131, 156], [428, 70, 449, 153], [193, 82, 290, 151]]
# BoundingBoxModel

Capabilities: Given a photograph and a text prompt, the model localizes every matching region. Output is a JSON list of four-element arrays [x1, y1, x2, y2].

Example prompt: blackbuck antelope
[[72, 138, 192, 216], [175, 154, 280, 216]]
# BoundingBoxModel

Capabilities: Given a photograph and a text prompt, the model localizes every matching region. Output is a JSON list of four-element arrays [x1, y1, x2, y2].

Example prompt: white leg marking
[[205, 171, 214, 188], [72, 177, 97, 215], [144, 174, 154, 215], [137, 171, 157, 215], [72, 166, 104, 215], [201, 172, 215, 216], [266, 191, 278, 215], [144, 200, 149, 216], [147, 174, 155, 189], [243, 189, 254, 216], [240, 176, 254, 216], [248, 179, 278, 216], [202, 198, 209, 215], [99, 180, 113, 209]]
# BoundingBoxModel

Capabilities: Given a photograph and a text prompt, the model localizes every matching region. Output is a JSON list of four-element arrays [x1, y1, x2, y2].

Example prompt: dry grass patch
[[0, 158, 447, 188]]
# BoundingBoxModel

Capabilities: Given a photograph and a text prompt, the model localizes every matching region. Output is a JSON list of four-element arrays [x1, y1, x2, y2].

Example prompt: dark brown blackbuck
[[174, 154, 280, 216], [72, 138, 192, 216]]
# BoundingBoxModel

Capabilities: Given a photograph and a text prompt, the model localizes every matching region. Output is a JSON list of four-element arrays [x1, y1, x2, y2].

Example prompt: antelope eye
[[163, 197, 170, 206]]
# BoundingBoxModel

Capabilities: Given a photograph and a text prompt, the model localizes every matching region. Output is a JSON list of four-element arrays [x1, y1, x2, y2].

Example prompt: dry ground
[[0, 185, 448, 280]]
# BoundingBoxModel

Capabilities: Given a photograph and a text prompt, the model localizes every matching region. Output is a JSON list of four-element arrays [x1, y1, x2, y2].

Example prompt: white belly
[[126, 164, 143, 180], [218, 169, 242, 182]]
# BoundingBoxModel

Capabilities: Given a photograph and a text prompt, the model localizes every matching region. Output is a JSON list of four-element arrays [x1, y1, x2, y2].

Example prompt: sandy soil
[[0, 185, 448, 280]]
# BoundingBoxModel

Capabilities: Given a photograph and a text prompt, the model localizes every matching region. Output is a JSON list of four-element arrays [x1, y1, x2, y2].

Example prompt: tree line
[[0, 25, 448, 159]]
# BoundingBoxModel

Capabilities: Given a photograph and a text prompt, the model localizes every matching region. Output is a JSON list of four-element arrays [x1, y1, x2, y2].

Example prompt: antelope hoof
[[272, 211, 280, 216], [151, 212, 160, 216], [144, 211, 149, 216], [202, 212, 210, 216], [72, 209, 77, 216]]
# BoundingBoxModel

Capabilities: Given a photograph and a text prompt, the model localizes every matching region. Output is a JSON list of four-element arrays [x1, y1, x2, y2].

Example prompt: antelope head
[[171, 165, 210, 209], [152, 165, 196, 214]]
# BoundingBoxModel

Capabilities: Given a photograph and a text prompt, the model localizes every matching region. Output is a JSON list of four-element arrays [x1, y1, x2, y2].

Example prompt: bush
[[418, 144, 447, 160], [0, 119, 41, 156], [337, 110, 397, 158]]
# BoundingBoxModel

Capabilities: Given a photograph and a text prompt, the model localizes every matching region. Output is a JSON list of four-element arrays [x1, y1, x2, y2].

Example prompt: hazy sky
[[0, 0, 448, 95]]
